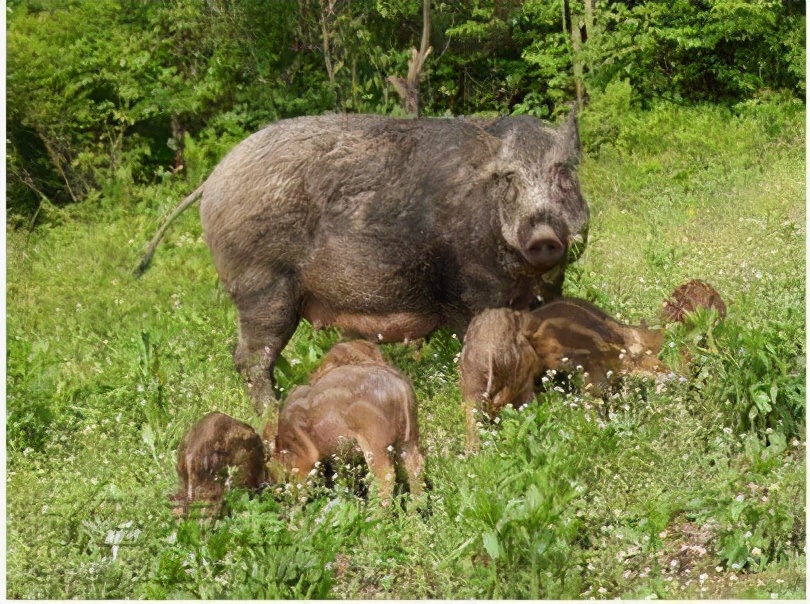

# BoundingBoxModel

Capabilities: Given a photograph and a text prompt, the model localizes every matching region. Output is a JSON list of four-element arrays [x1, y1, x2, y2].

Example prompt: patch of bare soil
[[637, 515, 803, 599]]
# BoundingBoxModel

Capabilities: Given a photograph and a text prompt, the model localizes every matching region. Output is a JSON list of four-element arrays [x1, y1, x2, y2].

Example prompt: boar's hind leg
[[232, 277, 301, 417]]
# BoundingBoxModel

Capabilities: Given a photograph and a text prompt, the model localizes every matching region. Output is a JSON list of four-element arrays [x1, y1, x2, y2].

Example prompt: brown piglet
[[264, 341, 425, 502], [460, 298, 667, 451], [459, 308, 543, 452], [172, 411, 266, 515], [662, 279, 727, 324]]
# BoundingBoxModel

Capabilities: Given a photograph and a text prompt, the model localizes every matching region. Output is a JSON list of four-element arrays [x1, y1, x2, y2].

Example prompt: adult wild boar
[[137, 110, 589, 414]]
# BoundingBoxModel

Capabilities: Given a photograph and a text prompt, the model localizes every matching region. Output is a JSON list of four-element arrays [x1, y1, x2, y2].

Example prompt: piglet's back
[[530, 298, 626, 344], [282, 364, 418, 447], [309, 340, 386, 382]]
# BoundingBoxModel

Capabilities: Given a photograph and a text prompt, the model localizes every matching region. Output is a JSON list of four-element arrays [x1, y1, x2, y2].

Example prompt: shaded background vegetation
[[6, 0, 805, 221]]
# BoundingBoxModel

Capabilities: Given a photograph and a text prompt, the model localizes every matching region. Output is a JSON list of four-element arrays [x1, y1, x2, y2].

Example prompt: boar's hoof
[[241, 367, 279, 416]]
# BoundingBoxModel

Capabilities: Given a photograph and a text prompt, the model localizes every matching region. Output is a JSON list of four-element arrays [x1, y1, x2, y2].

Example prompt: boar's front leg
[[232, 275, 301, 418]]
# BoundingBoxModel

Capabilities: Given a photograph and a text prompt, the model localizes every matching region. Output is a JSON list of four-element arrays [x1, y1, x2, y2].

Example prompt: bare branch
[[389, 0, 432, 116], [319, 0, 335, 88]]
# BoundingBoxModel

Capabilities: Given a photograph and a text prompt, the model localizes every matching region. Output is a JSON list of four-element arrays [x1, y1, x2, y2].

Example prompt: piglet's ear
[[518, 311, 542, 339], [551, 103, 581, 166]]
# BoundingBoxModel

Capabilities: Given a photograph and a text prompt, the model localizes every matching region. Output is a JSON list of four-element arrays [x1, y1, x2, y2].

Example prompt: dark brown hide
[[191, 112, 588, 415]]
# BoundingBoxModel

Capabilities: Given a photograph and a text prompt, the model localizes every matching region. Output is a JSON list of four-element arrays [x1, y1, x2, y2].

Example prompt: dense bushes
[[6, 0, 805, 220]]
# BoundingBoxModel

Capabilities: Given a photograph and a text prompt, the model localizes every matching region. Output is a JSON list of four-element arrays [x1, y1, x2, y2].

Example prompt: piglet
[[662, 279, 726, 324], [264, 341, 425, 502], [460, 298, 667, 451], [172, 411, 265, 515]]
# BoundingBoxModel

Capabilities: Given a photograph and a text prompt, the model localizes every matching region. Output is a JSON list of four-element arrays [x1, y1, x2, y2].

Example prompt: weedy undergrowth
[[6, 99, 805, 599]]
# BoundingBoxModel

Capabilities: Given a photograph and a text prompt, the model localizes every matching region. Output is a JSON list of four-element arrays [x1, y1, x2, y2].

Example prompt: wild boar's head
[[485, 108, 589, 279]]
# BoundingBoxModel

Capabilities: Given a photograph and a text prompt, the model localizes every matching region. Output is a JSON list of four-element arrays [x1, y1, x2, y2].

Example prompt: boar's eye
[[492, 170, 516, 184], [552, 163, 575, 192]]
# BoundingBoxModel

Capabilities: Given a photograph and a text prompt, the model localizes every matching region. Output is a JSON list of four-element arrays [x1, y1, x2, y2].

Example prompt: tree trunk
[[171, 114, 186, 172], [584, 0, 594, 38], [572, 22, 584, 107], [319, 0, 335, 89], [388, 0, 432, 116]]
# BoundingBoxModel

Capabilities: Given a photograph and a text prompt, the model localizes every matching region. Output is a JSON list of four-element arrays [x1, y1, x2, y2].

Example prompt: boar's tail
[[134, 185, 204, 277]]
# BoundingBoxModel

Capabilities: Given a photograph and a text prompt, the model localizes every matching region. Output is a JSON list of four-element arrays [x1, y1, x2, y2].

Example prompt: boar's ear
[[551, 103, 581, 167]]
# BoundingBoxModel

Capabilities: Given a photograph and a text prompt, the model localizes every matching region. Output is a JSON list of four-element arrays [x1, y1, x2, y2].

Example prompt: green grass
[[6, 99, 806, 599]]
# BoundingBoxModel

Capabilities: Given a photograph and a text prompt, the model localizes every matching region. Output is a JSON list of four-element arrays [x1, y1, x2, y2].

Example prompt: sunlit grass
[[6, 100, 805, 598]]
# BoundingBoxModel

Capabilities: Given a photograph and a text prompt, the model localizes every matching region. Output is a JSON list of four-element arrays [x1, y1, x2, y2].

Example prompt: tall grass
[[6, 98, 805, 599]]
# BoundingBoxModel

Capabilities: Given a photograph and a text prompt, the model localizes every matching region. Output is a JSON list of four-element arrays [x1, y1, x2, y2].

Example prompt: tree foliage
[[6, 0, 805, 218]]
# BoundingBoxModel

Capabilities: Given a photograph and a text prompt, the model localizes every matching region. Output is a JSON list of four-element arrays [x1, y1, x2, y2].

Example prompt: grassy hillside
[[6, 99, 805, 599]]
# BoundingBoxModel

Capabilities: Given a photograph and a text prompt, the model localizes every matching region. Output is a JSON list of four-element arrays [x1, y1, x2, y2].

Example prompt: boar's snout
[[521, 225, 565, 271]]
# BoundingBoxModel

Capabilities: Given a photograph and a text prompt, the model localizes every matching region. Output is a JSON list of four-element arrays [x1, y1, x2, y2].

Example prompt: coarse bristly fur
[[459, 307, 542, 452], [141, 110, 589, 417], [172, 412, 266, 516]]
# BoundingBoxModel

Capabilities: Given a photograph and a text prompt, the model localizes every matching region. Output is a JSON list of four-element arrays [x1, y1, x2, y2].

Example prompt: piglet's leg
[[356, 435, 396, 504], [400, 441, 425, 497], [464, 398, 483, 455]]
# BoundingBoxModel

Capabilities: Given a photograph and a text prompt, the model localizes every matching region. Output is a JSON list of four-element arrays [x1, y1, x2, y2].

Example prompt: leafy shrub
[[438, 405, 584, 599], [7, 0, 804, 223], [668, 306, 805, 443], [579, 78, 638, 153], [141, 493, 370, 599], [583, 0, 805, 104]]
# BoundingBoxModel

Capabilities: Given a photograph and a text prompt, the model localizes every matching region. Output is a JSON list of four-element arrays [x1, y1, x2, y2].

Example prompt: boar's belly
[[334, 312, 439, 342], [303, 297, 439, 342]]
